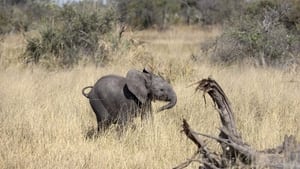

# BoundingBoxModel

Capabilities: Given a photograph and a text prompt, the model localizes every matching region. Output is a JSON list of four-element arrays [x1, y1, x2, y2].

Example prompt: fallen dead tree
[[174, 78, 300, 169]]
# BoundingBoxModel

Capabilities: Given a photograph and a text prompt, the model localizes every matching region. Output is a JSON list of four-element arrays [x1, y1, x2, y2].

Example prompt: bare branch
[[175, 78, 300, 169]]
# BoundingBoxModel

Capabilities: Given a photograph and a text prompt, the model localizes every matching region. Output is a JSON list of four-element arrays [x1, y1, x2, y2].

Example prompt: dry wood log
[[196, 78, 254, 163], [175, 78, 300, 169]]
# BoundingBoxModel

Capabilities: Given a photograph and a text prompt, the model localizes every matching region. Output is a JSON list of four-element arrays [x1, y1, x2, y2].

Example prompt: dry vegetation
[[0, 26, 300, 169]]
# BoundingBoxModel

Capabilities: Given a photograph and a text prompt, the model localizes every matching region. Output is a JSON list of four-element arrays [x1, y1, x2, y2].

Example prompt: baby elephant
[[82, 68, 177, 131]]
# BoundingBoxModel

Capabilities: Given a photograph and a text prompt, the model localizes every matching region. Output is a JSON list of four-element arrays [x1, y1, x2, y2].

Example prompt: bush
[[180, 0, 242, 25], [24, 3, 116, 68], [0, 1, 56, 34], [117, 0, 180, 30], [117, 0, 242, 29], [204, 0, 300, 68], [0, 6, 30, 34]]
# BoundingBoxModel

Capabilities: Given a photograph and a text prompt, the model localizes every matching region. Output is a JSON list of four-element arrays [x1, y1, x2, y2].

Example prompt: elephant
[[82, 68, 177, 131]]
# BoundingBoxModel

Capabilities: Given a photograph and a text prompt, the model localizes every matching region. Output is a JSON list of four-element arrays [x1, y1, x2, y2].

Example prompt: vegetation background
[[0, 0, 299, 168]]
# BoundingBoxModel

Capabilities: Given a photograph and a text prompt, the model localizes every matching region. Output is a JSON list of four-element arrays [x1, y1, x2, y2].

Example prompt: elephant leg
[[140, 107, 154, 130], [141, 112, 154, 130], [116, 107, 138, 134], [141, 102, 153, 121], [116, 111, 130, 129], [141, 111, 153, 121], [89, 99, 111, 132]]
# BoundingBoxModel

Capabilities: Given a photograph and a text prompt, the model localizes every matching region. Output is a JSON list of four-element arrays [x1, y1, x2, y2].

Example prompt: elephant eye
[[160, 89, 164, 92]]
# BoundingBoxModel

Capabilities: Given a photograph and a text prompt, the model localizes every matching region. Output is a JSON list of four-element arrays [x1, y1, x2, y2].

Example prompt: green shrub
[[24, 3, 116, 68], [0, 6, 28, 34], [0, 7, 12, 34], [180, 0, 242, 25], [117, 0, 181, 30], [117, 0, 242, 28], [204, 0, 300, 68], [0, 1, 57, 34]]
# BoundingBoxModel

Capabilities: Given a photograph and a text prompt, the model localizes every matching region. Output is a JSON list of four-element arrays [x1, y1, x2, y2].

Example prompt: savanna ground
[[0, 26, 300, 169]]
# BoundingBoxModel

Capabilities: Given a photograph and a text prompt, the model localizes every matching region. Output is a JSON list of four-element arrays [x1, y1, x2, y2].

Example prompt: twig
[[172, 151, 200, 169], [175, 78, 300, 169]]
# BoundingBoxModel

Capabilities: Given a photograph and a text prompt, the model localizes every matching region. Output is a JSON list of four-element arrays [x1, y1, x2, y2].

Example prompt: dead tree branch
[[175, 77, 300, 169]]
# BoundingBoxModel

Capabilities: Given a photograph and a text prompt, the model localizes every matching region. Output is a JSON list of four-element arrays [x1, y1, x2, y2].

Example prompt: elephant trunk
[[157, 92, 177, 112]]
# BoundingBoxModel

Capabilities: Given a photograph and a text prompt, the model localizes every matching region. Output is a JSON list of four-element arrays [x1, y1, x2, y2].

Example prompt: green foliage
[[24, 4, 116, 68], [116, 0, 243, 29], [0, 6, 29, 34], [117, 0, 181, 29], [205, 0, 300, 68], [180, 0, 242, 25], [0, 8, 12, 34], [0, 1, 57, 34]]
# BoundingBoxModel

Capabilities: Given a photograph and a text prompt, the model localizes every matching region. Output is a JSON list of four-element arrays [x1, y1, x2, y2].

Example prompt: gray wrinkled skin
[[82, 69, 177, 132]]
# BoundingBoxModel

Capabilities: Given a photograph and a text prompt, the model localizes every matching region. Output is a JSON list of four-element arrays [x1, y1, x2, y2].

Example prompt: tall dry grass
[[0, 26, 300, 169]]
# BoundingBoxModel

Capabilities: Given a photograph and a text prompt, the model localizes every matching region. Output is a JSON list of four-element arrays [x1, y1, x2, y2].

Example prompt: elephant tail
[[82, 86, 93, 98]]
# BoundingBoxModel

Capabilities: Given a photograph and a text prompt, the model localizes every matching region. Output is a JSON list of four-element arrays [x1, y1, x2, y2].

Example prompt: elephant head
[[126, 69, 177, 112]]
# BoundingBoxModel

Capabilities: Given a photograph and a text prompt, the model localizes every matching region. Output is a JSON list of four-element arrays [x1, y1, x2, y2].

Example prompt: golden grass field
[[0, 26, 300, 169]]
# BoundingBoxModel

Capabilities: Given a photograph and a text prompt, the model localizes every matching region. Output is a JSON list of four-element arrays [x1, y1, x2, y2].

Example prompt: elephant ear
[[126, 69, 151, 104]]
